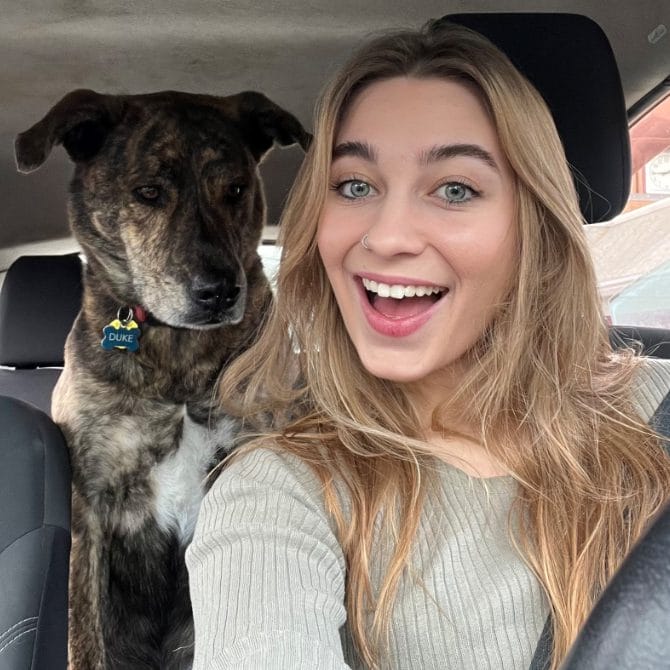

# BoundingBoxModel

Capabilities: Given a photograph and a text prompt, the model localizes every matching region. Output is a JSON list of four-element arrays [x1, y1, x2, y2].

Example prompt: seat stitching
[[0, 617, 38, 644], [0, 626, 38, 656], [0, 524, 68, 555]]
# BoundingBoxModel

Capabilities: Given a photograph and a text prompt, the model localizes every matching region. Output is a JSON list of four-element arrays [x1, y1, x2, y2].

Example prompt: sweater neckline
[[435, 459, 516, 492]]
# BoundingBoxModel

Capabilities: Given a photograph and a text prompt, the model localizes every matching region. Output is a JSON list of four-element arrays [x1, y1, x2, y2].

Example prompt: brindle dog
[[15, 89, 309, 669]]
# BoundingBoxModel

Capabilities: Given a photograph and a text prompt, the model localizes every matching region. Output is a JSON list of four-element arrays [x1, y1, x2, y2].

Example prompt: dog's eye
[[133, 185, 162, 203], [226, 183, 247, 201]]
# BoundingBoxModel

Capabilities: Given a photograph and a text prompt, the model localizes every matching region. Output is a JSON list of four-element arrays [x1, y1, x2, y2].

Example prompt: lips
[[356, 274, 448, 337]]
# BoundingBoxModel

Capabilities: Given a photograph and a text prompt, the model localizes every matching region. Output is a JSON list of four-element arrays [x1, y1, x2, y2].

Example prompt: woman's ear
[[15, 89, 125, 173]]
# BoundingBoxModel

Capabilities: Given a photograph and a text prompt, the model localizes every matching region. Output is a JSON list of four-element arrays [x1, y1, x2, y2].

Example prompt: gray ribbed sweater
[[186, 358, 670, 670], [187, 451, 545, 669]]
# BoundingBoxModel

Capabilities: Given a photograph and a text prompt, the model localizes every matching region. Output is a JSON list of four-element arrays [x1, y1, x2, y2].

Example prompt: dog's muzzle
[[187, 272, 247, 327], [191, 276, 239, 311]]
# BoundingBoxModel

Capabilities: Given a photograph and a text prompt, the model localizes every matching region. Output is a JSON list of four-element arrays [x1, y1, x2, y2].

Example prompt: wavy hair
[[220, 20, 670, 669]]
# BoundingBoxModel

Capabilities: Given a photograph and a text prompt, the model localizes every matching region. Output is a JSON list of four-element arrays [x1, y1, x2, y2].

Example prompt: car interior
[[0, 3, 668, 670]]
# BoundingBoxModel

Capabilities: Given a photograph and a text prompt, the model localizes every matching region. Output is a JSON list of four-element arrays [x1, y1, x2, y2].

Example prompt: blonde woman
[[186, 21, 670, 670]]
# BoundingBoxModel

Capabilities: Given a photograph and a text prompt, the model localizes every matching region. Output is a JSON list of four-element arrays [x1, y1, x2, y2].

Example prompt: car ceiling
[[1, 0, 668, 264]]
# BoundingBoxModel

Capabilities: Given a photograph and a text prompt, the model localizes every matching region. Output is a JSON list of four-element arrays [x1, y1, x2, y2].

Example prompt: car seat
[[0, 253, 80, 669], [561, 498, 670, 670], [0, 253, 83, 416], [0, 396, 71, 670]]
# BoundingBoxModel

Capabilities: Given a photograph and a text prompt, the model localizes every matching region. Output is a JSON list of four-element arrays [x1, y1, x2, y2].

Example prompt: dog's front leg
[[68, 492, 108, 670]]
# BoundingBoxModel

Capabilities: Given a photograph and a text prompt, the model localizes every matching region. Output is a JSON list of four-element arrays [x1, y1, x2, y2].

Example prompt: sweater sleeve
[[186, 447, 351, 669]]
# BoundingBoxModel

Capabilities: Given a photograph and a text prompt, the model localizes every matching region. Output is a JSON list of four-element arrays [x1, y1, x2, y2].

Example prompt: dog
[[15, 88, 309, 669]]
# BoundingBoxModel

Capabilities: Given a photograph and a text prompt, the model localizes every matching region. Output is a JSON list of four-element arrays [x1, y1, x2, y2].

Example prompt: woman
[[186, 20, 670, 670]]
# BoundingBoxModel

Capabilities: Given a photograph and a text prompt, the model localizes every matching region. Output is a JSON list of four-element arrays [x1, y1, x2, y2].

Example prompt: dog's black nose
[[191, 277, 240, 310]]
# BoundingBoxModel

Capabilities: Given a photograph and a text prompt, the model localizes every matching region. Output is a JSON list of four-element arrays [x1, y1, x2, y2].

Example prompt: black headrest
[[0, 254, 83, 368], [444, 13, 630, 223]]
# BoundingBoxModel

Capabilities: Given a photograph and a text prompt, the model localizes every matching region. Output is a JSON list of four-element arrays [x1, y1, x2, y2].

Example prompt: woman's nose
[[362, 195, 425, 257]]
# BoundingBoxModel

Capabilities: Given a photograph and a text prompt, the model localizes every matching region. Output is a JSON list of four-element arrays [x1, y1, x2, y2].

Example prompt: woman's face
[[317, 76, 518, 386]]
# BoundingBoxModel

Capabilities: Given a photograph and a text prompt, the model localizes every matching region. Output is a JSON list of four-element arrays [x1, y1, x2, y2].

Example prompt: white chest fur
[[151, 410, 235, 545]]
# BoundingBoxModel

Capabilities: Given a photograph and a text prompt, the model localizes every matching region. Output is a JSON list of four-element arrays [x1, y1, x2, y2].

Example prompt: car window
[[586, 92, 670, 328], [628, 93, 670, 211]]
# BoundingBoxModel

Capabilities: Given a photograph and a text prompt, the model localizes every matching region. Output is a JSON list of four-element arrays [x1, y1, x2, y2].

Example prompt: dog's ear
[[230, 91, 311, 162], [15, 89, 125, 173]]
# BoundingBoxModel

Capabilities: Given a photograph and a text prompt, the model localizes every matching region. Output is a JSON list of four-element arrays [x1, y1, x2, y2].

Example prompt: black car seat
[[561, 498, 670, 670], [0, 253, 83, 416], [0, 254, 80, 669], [0, 397, 71, 670]]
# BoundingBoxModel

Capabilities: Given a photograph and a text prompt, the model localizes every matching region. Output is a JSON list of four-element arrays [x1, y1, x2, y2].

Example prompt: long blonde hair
[[220, 21, 670, 669]]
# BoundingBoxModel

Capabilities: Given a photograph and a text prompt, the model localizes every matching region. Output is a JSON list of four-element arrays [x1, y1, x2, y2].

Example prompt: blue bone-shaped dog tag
[[101, 318, 141, 352]]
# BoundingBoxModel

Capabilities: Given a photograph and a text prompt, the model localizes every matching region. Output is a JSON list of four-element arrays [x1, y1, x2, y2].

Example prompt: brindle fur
[[15, 89, 309, 669]]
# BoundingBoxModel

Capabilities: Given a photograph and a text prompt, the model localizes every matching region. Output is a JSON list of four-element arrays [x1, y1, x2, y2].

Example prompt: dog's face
[[15, 90, 309, 328]]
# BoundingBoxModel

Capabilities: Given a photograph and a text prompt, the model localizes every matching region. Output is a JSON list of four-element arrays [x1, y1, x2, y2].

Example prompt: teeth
[[362, 277, 445, 299]]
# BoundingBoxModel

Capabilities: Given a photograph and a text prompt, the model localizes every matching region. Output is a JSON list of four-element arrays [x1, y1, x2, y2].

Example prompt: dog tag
[[101, 308, 141, 352]]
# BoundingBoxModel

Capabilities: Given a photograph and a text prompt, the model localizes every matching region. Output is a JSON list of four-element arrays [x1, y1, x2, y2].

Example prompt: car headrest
[[0, 254, 83, 368], [444, 13, 630, 223]]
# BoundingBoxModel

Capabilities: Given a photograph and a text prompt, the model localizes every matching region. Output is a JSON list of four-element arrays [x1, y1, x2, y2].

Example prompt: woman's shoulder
[[219, 443, 322, 487], [205, 444, 333, 522]]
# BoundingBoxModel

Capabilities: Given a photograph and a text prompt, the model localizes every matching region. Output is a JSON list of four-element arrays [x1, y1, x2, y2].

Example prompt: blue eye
[[337, 179, 375, 199], [435, 182, 478, 204]]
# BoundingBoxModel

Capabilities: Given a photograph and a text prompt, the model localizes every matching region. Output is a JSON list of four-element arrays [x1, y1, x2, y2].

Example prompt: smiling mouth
[[361, 277, 448, 319]]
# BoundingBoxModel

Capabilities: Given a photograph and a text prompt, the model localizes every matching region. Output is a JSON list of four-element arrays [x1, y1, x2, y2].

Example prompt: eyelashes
[[331, 178, 377, 199], [432, 181, 481, 204], [329, 176, 482, 205]]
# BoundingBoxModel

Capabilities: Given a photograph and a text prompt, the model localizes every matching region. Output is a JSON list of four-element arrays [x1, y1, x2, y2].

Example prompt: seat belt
[[651, 391, 670, 444]]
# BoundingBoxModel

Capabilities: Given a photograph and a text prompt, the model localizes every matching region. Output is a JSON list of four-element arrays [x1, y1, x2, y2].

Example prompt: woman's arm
[[186, 447, 351, 669]]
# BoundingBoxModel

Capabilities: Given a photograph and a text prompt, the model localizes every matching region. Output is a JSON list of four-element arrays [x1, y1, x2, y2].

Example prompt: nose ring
[[361, 234, 370, 250]]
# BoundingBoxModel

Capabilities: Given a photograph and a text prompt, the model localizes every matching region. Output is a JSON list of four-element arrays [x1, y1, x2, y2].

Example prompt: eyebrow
[[332, 140, 377, 162], [332, 140, 499, 172], [420, 143, 499, 171]]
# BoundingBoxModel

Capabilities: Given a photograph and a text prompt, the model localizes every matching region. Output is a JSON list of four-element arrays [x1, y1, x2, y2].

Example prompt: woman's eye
[[435, 182, 478, 204], [337, 179, 375, 199]]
